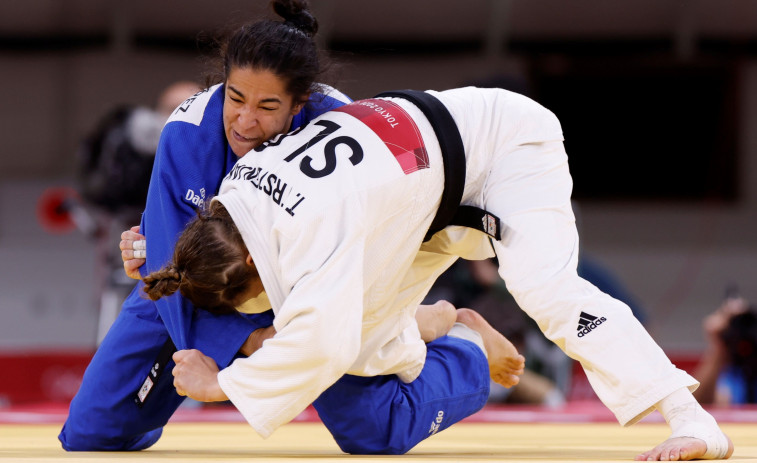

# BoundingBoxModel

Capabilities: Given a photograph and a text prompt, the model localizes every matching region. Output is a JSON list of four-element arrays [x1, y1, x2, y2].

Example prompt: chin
[[232, 144, 252, 158]]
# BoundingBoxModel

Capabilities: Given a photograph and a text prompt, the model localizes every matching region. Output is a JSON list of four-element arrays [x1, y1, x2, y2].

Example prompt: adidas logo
[[577, 311, 607, 337]]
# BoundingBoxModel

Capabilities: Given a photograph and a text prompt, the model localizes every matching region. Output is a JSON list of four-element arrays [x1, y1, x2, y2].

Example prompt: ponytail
[[143, 266, 182, 300], [142, 201, 260, 315]]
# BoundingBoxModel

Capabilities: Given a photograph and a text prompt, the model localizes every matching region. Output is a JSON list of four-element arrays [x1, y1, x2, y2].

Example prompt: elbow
[[310, 331, 360, 376], [276, 304, 363, 376]]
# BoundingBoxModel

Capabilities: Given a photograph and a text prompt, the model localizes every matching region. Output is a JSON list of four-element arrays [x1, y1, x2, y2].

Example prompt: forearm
[[218, 332, 356, 438], [238, 325, 277, 357], [218, 294, 361, 438], [692, 344, 727, 404]]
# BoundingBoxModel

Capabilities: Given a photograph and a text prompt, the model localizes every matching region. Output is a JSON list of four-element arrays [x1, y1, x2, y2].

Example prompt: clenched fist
[[172, 349, 228, 402]]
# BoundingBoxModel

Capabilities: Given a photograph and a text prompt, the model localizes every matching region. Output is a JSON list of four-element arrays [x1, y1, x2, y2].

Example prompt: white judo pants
[[434, 87, 697, 425]]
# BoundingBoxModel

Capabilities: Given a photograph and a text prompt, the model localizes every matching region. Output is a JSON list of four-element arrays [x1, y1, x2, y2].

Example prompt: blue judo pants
[[314, 335, 490, 454], [60, 297, 489, 454], [58, 286, 273, 451], [59, 295, 184, 450]]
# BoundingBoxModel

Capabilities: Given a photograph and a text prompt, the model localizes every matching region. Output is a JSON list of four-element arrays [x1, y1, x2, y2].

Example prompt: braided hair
[[143, 201, 259, 315]]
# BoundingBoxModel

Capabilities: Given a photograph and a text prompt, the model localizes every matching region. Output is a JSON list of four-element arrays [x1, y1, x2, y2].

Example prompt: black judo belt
[[374, 90, 501, 242]]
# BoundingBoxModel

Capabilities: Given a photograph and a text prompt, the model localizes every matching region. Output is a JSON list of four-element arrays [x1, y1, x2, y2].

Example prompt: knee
[[59, 420, 162, 451], [321, 411, 415, 455], [335, 434, 414, 455]]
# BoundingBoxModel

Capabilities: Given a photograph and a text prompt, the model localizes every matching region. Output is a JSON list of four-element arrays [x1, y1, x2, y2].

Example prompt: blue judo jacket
[[138, 84, 351, 367]]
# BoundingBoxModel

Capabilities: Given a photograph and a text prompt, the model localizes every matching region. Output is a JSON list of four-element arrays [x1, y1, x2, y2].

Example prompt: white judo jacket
[[215, 87, 697, 438], [216, 94, 448, 438]]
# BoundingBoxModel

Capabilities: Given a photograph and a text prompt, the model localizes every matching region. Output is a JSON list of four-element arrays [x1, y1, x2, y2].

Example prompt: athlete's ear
[[291, 93, 310, 115], [245, 254, 254, 267]]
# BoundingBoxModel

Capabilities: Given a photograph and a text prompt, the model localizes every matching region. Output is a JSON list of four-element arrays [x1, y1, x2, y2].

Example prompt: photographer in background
[[77, 81, 202, 226], [694, 292, 757, 405], [75, 81, 202, 342]]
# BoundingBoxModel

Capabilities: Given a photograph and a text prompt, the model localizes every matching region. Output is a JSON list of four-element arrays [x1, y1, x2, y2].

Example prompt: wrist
[[238, 333, 256, 357], [211, 376, 229, 402], [238, 325, 275, 357]]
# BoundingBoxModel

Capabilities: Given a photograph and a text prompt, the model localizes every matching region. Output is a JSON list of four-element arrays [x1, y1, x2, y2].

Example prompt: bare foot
[[416, 300, 457, 343], [455, 308, 525, 387], [635, 435, 734, 461]]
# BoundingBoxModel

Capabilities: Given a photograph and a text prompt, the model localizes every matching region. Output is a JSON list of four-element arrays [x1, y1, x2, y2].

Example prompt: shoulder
[[293, 84, 352, 128], [154, 84, 229, 178], [165, 83, 224, 127], [160, 84, 226, 151], [314, 84, 352, 106]]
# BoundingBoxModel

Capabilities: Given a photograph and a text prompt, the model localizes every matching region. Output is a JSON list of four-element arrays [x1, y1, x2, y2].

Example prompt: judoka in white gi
[[145, 87, 733, 460]]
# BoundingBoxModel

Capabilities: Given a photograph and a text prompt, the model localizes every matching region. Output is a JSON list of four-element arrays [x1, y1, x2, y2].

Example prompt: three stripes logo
[[577, 311, 607, 338]]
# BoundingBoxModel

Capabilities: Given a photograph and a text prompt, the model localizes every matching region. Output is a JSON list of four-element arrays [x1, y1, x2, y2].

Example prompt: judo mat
[[2, 403, 756, 462]]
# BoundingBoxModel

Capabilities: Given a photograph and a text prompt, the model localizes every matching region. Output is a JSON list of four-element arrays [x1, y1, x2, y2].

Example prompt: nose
[[237, 106, 258, 129]]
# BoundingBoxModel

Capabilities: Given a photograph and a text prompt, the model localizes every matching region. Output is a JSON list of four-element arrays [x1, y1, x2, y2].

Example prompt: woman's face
[[223, 67, 306, 157]]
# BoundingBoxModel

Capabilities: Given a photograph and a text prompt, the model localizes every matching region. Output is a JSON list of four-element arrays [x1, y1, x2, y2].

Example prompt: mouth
[[232, 130, 257, 145]]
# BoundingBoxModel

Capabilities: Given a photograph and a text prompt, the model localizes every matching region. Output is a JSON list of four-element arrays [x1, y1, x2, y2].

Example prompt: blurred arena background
[[1, 0, 756, 406]]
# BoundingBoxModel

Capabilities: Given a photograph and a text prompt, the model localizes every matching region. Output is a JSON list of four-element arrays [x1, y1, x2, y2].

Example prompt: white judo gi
[[214, 86, 697, 438]]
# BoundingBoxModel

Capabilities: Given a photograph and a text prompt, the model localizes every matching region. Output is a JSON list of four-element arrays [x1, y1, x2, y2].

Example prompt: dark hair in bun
[[273, 0, 318, 37], [205, 0, 332, 100]]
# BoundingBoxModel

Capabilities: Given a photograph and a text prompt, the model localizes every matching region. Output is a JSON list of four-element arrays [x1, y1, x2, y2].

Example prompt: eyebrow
[[228, 85, 282, 104]]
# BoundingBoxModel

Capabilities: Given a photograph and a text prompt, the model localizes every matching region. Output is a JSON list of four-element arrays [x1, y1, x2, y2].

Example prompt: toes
[[635, 449, 661, 461], [492, 373, 520, 388], [637, 437, 713, 462]]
